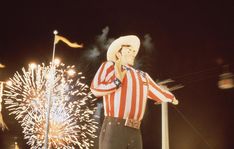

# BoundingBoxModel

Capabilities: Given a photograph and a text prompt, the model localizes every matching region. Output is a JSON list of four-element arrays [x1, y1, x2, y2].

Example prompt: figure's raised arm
[[90, 61, 121, 97]]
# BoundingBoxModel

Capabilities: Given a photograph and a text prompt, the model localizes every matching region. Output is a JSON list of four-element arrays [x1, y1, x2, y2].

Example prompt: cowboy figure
[[90, 35, 179, 149]]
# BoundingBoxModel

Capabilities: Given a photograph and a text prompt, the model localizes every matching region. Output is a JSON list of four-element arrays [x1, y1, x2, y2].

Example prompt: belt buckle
[[124, 118, 141, 129]]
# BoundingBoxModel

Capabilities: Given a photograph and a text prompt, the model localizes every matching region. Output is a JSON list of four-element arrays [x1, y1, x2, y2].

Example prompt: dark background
[[0, 0, 234, 148]]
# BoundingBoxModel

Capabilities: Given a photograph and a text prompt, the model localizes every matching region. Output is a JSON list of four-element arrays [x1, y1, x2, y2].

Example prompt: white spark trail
[[4, 63, 97, 149]]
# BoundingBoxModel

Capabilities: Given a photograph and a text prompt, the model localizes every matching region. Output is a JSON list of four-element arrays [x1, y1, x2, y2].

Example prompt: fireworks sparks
[[3, 63, 98, 149]]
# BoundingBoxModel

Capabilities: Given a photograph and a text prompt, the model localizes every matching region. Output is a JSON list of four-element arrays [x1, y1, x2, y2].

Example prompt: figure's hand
[[172, 98, 179, 105], [114, 59, 126, 82]]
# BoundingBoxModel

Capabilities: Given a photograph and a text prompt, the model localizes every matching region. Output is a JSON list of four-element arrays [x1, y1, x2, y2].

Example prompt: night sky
[[1, 0, 234, 149]]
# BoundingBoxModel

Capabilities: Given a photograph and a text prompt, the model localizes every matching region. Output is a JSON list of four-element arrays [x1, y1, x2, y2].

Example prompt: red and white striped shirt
[[91, 61, 175, 121]]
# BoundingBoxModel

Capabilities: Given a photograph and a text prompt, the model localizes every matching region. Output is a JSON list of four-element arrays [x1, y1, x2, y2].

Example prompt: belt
[[105, 116, 141, 129]]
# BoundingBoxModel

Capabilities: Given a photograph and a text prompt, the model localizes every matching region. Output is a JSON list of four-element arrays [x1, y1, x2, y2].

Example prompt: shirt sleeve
[[146, 73, 175, 103], [90, 61, 121, 97]]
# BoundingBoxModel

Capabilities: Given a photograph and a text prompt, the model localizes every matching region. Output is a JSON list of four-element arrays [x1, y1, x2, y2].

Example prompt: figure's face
[[117, 45, 137, 66]]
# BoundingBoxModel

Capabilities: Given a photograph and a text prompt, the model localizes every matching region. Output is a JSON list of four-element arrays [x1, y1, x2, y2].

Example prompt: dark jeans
[[99, 117, 142, 149]]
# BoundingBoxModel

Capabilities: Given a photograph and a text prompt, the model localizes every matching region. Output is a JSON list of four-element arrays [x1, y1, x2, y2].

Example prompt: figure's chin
[[128, 61, 134, 66]]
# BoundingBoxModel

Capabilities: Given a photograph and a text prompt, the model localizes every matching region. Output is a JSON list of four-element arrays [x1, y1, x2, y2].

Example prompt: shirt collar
[[122, 65, 131, 71]]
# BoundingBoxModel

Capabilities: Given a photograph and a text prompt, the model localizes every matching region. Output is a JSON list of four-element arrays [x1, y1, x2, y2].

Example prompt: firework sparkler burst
[[3, 63, 98, 149]]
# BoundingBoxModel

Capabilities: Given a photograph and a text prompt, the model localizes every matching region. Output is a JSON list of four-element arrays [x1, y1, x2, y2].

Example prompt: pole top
[[53, 30, 58, 35]]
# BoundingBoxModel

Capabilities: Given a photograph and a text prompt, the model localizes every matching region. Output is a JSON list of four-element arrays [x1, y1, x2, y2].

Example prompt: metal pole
[[159, 81, 183, 149], [44, 30, 58, 149], [162, 102, 169, 149]]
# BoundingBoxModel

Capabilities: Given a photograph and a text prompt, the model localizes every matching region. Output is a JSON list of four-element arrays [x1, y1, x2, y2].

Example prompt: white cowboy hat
[[107, 35, 140, 62]]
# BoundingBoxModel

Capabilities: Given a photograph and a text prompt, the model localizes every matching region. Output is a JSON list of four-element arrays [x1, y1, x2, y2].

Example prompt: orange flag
[[54, 35, 83, 48]]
